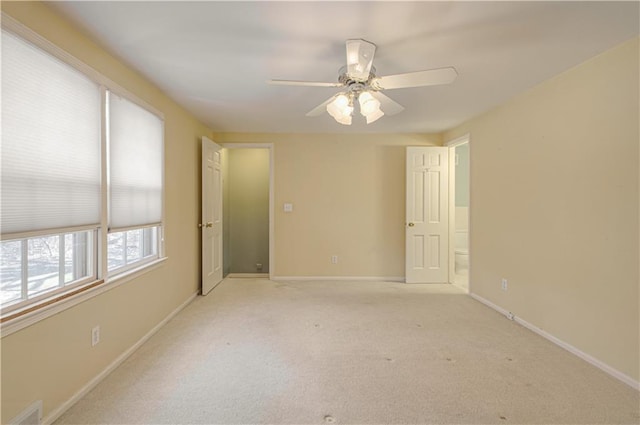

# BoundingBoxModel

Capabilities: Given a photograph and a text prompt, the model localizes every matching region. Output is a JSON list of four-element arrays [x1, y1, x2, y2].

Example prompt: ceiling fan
[[268, 39, 458, 125]]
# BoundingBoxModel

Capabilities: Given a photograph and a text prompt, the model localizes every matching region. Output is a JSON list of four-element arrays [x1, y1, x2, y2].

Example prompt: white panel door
[[406, 147, 449, 283], [201, 137, 223, 295]]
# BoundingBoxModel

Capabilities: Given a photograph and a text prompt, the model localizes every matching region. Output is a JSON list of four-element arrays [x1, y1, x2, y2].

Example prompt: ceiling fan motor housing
[[338, 65, 377, 93]]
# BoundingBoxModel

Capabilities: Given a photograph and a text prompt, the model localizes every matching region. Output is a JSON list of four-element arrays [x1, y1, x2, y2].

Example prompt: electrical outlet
[[91, 325, 100, 347], [331, 255, 338, 264], [256, 263, 263, 271], [501, 278, 508, 291]]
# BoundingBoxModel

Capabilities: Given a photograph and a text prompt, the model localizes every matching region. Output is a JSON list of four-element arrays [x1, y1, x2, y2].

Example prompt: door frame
[[222, 143, 274, 279], [446, 134, 471, 292]]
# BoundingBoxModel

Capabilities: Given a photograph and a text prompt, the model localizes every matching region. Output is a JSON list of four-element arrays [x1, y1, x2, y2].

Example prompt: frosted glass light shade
[[358, 91, 382, 116], [365, 108, 385, 124], [327, 94, 353, 125], [335, 114, 353, 125], [358, 91, 384, 124]]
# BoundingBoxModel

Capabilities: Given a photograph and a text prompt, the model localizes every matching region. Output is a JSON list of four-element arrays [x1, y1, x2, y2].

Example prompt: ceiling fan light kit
[[268, 39, 458, 126], [358, 91, 384, 124], [326, 93, 353, 125], [324, 89, 384, 126]]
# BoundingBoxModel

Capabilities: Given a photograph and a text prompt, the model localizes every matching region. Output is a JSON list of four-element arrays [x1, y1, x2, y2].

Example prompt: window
[[0, 23, 164, 319], [107, 227, 159, 272], [1, 231, 94, 310], [106, 93, 163, 274]]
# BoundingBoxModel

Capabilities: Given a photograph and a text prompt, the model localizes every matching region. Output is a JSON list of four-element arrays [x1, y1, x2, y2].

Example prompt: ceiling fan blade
[[370, 91, 404, 116], [306, 94, 339, 117], [346, 39, 376, 82], [374, 67, 458, 90], [268, 79, 343, 88]]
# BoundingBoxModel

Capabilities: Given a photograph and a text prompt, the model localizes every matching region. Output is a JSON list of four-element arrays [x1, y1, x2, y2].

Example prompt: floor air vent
[[11, 400, 42, 425]]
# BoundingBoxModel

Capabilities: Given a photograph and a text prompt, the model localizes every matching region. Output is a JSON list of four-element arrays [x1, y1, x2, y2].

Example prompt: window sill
[[0, 257, 168, 338]]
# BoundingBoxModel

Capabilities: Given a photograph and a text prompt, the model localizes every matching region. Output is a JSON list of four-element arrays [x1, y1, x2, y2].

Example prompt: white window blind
[[108, 93, 163, 231], [1, 29, 101, 236]]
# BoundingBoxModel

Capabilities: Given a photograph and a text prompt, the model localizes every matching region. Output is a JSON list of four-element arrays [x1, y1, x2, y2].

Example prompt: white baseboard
[[42, 292, 198, 425], [469, 292, 511, 316], [271, 276, 405, 282], [470, 292, 639, 391]]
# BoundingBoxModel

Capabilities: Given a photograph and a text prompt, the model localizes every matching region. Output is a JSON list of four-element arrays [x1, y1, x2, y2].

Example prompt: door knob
[[205, 222, 213, 228], [407, 222, 415, 227]]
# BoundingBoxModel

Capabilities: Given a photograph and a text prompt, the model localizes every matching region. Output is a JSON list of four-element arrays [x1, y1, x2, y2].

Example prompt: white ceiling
[[51, 1, 639, 134]]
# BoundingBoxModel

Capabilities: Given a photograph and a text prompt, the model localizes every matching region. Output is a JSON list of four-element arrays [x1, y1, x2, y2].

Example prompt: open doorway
[[447, 135, 470, 292], [221, 144, 273, 279]]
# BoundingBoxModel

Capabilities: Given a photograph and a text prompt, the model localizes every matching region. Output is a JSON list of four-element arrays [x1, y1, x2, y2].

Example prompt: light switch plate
[[283, 203, 293, 212]]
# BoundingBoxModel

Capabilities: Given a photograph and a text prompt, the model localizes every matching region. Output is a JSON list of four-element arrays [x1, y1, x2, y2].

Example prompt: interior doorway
[[447, 135, 470, 292], [221, 144, 274, 279]]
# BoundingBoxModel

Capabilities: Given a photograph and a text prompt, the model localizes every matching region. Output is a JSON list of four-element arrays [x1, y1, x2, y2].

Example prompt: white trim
[[446, 134, 471, 293], [107, 256, 166, 285], [221, 143, 275, 280], [1, 224, 100, 241], [447, 143, 457, 286], [269, 147, 275, 280], [469, 292, 511, 316], [100, 87, 109, 282], [1, 258, 168, 337], [446, 133, 471, 148], [9, 400, 42, 425], [41, 291, 198, 425], [271, 276, 405, 282], [470, 292, 640, 391], [108, 222, 162, 233], [1, 275, 97, 318]]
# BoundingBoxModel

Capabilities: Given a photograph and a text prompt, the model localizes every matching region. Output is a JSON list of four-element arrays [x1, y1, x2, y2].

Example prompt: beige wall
[[1, 2, 214, 422], [216, 133, 442, 278], [444, 37, 639, 382], [227, 148, 270, 273]]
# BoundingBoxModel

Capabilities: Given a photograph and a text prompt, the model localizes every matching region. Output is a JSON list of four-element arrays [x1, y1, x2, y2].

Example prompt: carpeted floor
[[55, 278, 640, 424]]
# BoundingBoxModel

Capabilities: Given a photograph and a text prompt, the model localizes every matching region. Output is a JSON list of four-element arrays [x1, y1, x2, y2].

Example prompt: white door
[[406, 147, 449, 283], [201, 137, 223, 295]]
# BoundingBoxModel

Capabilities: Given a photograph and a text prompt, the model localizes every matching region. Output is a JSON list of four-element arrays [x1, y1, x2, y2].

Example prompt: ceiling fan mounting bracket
[[338, 65, 378, 95]]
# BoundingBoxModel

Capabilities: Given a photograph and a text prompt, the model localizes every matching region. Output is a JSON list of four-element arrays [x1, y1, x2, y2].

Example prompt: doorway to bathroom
[[447, 135, 470, 292], [221, 144, 273, 279]]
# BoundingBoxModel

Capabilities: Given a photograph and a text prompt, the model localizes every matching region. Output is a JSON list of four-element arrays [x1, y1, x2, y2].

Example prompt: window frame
[[1, 228, 97, 315], [107, 226, 161, 275], [0, 13, 166, 333]]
